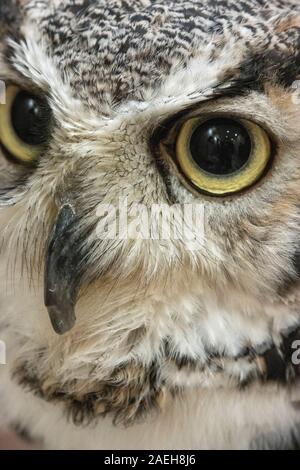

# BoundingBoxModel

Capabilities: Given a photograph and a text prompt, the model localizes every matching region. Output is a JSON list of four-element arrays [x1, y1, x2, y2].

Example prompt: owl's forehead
[[19, 0, 299, 111]]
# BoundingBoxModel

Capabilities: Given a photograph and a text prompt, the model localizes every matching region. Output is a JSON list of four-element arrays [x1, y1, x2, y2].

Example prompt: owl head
[[1, 0, 300, 428]]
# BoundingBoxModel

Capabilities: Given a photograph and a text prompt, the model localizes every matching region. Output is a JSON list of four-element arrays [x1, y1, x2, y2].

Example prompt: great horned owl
[[0, 0, 300, 450]]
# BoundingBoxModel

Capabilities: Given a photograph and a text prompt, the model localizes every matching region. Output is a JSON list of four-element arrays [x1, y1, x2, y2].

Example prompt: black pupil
[[189, 118, 251, 175], [11, 91, 49, 146]]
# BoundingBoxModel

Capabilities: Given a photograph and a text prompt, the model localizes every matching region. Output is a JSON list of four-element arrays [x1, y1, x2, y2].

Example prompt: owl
[[0, 0, 300, 450]]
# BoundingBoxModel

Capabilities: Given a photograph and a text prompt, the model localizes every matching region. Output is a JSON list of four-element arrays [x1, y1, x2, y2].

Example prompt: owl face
[[1, 0, 300, 429]]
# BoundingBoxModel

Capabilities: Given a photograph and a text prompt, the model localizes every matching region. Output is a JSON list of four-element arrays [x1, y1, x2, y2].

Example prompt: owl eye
[[0, 85, 51, 164], [175, 117, 272, 196]]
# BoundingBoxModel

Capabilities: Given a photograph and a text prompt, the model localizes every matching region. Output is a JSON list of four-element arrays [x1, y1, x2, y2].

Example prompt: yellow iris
[[175, 117, 271, 196], [0, 85, 42, 163]]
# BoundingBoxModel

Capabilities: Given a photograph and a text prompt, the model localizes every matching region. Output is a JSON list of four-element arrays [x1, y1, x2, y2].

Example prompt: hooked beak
[[44, 204, 79, 335]]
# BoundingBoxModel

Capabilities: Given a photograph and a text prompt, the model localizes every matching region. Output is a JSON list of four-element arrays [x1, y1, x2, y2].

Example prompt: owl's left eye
[[174, 116, 272, 196], [0, 85, 51, 164]]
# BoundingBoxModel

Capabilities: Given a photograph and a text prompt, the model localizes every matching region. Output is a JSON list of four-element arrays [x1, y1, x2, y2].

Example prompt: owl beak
[[44, 204, 78, 335]]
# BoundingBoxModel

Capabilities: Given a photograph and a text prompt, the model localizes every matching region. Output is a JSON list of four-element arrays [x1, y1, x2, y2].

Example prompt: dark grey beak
[[44, 204, 79, 335]]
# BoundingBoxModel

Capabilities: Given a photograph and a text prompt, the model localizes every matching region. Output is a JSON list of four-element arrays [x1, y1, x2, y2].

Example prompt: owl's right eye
[[173, 116, 272, 196], [0, 85, 51, 164]]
